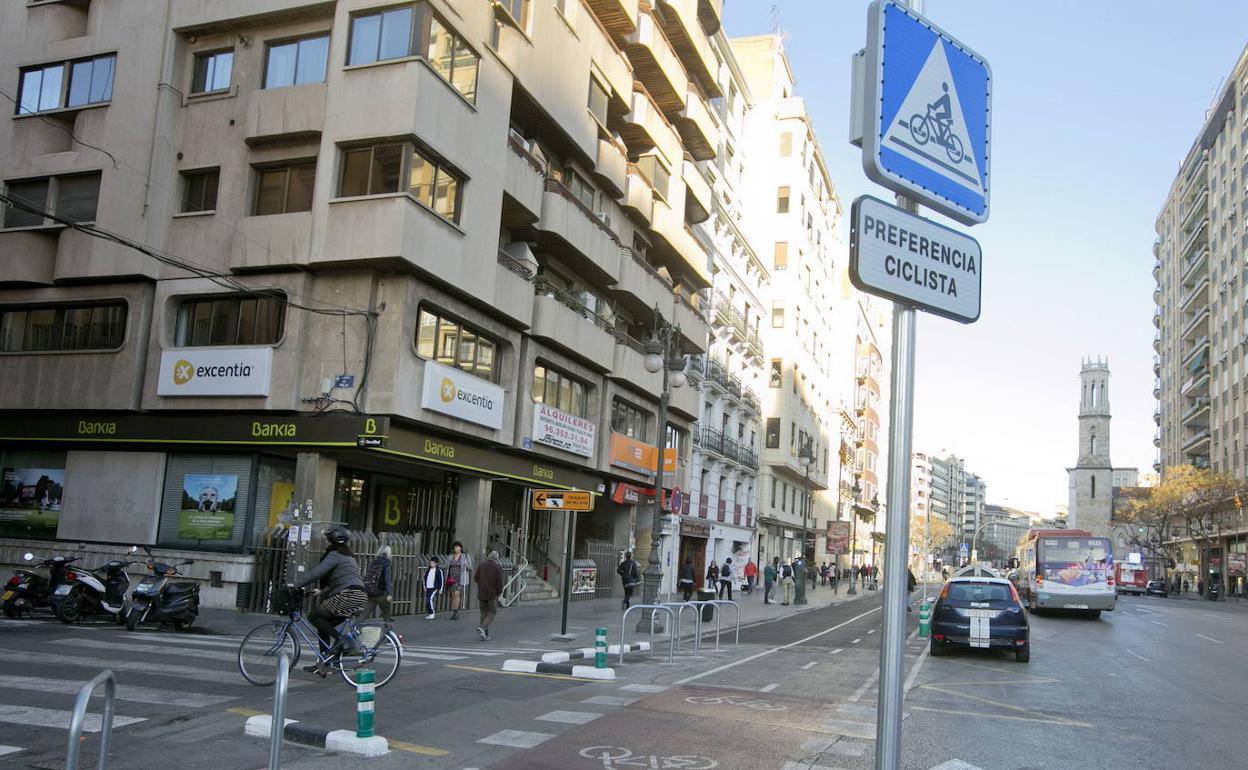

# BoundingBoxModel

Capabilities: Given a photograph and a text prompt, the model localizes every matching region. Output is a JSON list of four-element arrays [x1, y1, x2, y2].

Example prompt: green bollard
[[918, 601, 931, 638], [355, 668, 375, 738], [595, 627, 607, 669]]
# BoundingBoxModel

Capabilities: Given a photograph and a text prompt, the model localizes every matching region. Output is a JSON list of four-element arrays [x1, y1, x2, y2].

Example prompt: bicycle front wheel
[[337, 622, 402, 688], [238, 621, 299, 686]]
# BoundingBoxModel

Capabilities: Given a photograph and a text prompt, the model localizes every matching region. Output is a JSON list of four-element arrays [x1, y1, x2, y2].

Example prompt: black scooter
[[3, 552, 78, 619], [125, 547, 200, 632]]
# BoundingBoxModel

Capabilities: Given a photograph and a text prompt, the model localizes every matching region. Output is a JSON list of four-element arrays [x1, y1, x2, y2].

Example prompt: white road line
[[0, 675, 237, 707], [402, 651, 466, 661], [867, 629, 877, 635], [0, 746, 22, 758], [673, 606, 882, 686], [51, 637, 239, 663], [760, 683, 779, 693], [619, 684, 668, 693], [848, 668, 880, 704], [1148, 619, 1168, 627], [802, 661, 819, 670], [535, 710, 602, 725], [851, 638, 863, 644], [1196, 634, 1224, 645], [582, 695, 638, 707], [476, 729, 554, 749], [1125, 649, 1150, 662], [830, 648, 844, 655], [0, 705, 145, 733], [0, 648, 249, 684]]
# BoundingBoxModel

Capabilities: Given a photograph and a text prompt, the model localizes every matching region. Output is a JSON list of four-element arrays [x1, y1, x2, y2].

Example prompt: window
[[771, 301, 785, 328], [777, 186, 790, 213], [636, 155, 670, 202], [17, 54, 114, 115], [779, 132, 792, 157], [1, 301, 127, 352], [533, 362, 588, 416], [774, 242, 788, 270], [415, 306, 498, 381], [769, 359, 782, 388], [588, 75, 610, 127], [496, 0, 531, 28], [181, 169, 220, 213], [255, 161, 316, 215], [348, 5, 480, 103], [765, 418, 780, 449], [1091, 476, 1096, 499], [563, 168, 595, 210], [191, 50, 234, 94], [175, 294, 286, 346], [265, 35, 330, 88], [2, 172, 101, 228], [611, 398, 648, 440], [339, 140, 462, 222], [770, 478, 776, 508]]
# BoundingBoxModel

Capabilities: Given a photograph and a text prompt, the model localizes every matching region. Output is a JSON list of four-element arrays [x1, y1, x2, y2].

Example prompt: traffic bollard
[[595, 627, 607, 668], [355, 669, 375, 738], [918, 601, 931, 638]]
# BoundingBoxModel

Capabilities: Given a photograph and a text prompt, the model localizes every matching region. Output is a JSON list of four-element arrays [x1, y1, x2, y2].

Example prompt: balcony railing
[[497, 249, 534, 281], [534, 277, 614, 332], [742, 388, 760, 414], [705, 359, 728, 390], [739, 447, 759, 470], [1182, 429, 1212, 451], [1179, 368, 1210, 396], [725, 373, 741, 399], [1181, 397, 1211, 423], [701, 426, 724, 455], [544, 178, 620, 244]]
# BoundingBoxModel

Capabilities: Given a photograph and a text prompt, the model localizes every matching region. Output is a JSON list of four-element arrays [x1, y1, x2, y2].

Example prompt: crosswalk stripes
[[0, 704, 146, 732], [0, 674, 237, 708]]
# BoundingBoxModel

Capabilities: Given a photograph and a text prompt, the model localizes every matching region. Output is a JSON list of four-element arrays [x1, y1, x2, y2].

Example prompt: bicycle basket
[[270, 585, 300, 614], [357, 624, 385, 648]]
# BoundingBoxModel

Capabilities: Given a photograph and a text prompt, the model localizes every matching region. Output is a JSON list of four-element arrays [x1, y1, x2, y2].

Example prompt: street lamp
[[638, 305, 686, 631], [848, 480, 862, 595], [795, 439, 815, 606], [970, 519, 997, 565]]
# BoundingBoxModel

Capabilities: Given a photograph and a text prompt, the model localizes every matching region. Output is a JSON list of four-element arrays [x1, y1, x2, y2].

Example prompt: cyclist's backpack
[[362, 559, 384, 595]]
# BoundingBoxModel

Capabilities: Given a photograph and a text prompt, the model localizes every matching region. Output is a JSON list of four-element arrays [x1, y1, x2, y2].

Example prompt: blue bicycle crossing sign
[[862, 0, 991, 225]]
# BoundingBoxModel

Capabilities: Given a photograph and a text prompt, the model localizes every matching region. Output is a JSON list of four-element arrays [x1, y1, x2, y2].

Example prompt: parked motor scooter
[[125, 547, 199, 631], [55, 547, 139, 624], [2, 552, 79, 619]]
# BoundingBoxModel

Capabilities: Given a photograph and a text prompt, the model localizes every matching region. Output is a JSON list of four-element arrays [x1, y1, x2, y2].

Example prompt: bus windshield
[[1038, 537, 1112, 589]]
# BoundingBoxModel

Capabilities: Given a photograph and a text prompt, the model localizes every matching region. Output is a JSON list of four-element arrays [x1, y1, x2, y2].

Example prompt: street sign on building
[[849, 195, 982, 323], [861, 0, 991, 225], [532, 490, 593, 511]]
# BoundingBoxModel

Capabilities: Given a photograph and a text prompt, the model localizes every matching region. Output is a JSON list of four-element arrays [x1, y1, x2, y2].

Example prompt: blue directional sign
[[862, 0, 991, 225]]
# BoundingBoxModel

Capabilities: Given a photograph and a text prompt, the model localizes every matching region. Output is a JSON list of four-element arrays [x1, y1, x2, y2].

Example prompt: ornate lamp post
[[638, 306, 686, 631], [795, 439, 815, 605], [848, 480, 862, 595]]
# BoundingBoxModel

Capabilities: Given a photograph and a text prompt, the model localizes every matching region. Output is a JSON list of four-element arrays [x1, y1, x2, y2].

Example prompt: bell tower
[[1067, 358, 1114, 536]]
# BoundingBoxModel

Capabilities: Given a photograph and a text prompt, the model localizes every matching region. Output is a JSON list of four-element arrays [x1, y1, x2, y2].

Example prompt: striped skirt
[[321, 587, 368, 617]]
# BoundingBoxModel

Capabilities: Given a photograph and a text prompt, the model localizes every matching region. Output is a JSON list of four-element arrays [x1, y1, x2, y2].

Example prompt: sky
[[724, 0, 1248, 514]]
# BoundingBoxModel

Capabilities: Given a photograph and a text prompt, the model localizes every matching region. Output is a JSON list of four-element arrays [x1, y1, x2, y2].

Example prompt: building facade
[[1067, 358, 1136, 538], [0, 0, 729, 607]]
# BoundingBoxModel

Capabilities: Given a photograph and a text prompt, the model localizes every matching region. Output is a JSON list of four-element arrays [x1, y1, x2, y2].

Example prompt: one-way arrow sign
[[532, 490, 593, 511]]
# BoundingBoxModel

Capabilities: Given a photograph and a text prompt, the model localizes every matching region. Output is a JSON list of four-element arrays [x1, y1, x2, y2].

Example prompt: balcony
[[611, 334, 663, 398], [739, 447, 759, 471], [1152, 354, 1161, 375], [533, 179, 622, 285], [705, 359, 728, 392], [613, 246, 673, 314], [1180, 307, 1209, 341], [623, 166, 655, 224], [1182, 429, 1212, 453], [593, 137, 629, 199], [724, 373, 742, 399], [1181, 152, 1209, 199], [244, 82, 326, 147], [1181, 397, 1211, 427], [672, 87, 717, 162], [1153, 308, 1161, 329], [623, 8, 688, 113], [1180, 189, 1209, 231], [1179, 368, 1210, 397], [503, 135, 546, 224], [1153, 378, 1161, 399], [650, 197, 712, 288], [1154, 429, 1161, 448], [671, 292, 710, 353], [532, 279, 617, 371], [1180, 245, 1208, 286], [619, 89, 682, 161], [697, 0, 722, 35], [745, 325, 763, 360], [1181, 336, 1209, 370], [701, 426, 725, 456], [495, 250, 535, 326], [584, 0, 639, 36], [1180, 216, 1209, 260], [0, 230, 57, 285], [742, 387, 761, 414], [1152, 259, 1161, 281], [683, 160, 713, 224], [654, 0, 721, 98], [1179, 277, 1209, 313]]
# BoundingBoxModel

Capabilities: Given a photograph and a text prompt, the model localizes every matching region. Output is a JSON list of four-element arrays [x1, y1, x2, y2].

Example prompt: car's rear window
[[947, 582, 1012, 603]]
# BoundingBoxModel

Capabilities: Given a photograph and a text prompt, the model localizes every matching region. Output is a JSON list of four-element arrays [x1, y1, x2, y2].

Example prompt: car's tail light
[[1035, 573, 1044, 585], [933, 634, 945, 641], [939, 583, 951, 600], [1008, 583, 1021, 604]]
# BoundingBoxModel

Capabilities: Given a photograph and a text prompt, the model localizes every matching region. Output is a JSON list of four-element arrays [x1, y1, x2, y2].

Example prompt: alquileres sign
[[533, 402, 596, 458], [849, 195, 982, 323], [157, 347, 273, 396], [421, 360, 505, 430]]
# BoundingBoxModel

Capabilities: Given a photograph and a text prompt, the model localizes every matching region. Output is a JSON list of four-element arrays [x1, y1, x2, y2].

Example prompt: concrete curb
[[502, 659, 616, 679], [243, 714, 390, 757], [541, 642, 650, 663]]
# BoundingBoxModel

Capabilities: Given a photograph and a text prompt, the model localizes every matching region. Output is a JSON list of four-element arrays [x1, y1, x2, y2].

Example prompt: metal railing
[[544, 178, 619, 242], [497, 249, 535, 281], [499, 556, 529, 607], [620, 604, 676, 664], [66, 670, 116, 770], [661, 601, 703, 655], [534, 277, 616, 332]]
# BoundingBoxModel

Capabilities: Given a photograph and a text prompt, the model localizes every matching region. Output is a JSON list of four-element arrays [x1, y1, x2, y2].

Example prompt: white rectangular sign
[[157, 347, 273, 397], [532, 402, 596, 457], [421, 360, 505, 430], [849, 195, 982, 323]]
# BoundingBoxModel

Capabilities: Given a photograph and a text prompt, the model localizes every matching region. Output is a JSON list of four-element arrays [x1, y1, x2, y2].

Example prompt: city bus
[[1115, 562, 1148, 595], [1012, 529, 1116, 617]]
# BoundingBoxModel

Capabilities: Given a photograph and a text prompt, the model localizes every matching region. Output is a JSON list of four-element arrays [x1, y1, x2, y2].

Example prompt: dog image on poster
[[179, 474, 238, 540]]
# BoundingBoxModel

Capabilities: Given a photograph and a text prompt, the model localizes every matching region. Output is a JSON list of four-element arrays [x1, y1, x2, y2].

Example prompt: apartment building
[[1153, 43, 1248, 594], [0, 0, 726, 607], [927, 452, 983, 564]]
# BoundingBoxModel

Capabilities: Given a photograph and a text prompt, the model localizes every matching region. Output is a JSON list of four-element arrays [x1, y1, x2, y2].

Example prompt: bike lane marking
[[801, 662, 819, 670]]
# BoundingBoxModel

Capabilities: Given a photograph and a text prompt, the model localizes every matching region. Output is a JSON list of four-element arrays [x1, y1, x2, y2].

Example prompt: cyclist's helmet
[[324, 525, 350, 545]]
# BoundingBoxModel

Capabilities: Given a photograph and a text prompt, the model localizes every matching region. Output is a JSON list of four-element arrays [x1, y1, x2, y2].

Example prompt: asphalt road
[[0, 592, 1243, 769]]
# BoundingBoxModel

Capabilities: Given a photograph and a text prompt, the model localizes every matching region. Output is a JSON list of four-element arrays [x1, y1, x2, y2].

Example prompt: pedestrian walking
[[473, 549, 503, 641], [1198, 578, 1205, 597], [290, 526, 367, 674], [906, 567, 917, 613], [445, 541, 473, 621], [706, 560, 720, 590], [362, 544, 394, 622], [678, 556, 696, 602], [719, 558, 734, 600], [830, 565, 839, 593], [1182, 578, 1189, 597], [780, 559, 795, 605], [763, 558, 777, 604], [744, 559, 758, 595], [809, 560, 817, 592], [618, 551, 641, 610], [423, 556, 445, 619]]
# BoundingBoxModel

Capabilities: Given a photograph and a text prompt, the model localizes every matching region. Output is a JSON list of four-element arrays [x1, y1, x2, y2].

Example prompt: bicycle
[[237, 586, 402, 687], [907, 108, 965, 164]]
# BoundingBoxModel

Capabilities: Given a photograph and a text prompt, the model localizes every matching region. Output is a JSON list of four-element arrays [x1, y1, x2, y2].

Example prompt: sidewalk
[[192, 581, 872, 648]]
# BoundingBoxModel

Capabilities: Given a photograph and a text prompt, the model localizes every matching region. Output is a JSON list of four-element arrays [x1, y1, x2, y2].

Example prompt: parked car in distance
[[930, 573, 1030, 662], [1145, 579, 1168, 597]]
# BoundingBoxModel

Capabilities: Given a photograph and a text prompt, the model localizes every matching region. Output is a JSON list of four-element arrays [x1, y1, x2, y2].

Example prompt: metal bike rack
[[708, 600, 741, 647], [66, 669, 116, 770], [685, 600, 724, 650], [619, 604, 676, 664], [660, 601, 702, 654], [269, 650, 290, 770]]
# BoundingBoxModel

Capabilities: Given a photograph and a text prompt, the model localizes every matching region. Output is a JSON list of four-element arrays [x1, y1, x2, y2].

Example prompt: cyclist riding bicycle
[[290, 525, 367, 675], [928, 82, 953, 141]]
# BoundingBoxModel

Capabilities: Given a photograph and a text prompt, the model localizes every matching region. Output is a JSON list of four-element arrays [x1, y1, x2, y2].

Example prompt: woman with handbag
[[445, 541, 473, 621]]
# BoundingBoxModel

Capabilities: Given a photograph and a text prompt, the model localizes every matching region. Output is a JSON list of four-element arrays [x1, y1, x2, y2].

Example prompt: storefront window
[[0, 450, 66, 540], [334, 469, 369, 531], [158, 455, 254, 549], [253, 458, 296, 542]]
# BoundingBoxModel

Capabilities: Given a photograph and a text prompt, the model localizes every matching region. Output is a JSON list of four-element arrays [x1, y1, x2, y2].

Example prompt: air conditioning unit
[[596, 211, 612, 228], [508, 127, 528, 151]]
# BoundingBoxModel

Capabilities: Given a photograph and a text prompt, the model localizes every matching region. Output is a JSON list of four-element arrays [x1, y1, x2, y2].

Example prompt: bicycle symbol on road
[[905, 81, 965, 164], [578, 746, 718, 769], [683, 695, 788, 712]]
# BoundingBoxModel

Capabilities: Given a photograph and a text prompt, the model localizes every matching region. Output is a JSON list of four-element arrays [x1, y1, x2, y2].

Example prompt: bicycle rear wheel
[[337, 622, 402, 688], [238, 621, 299, 686]]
